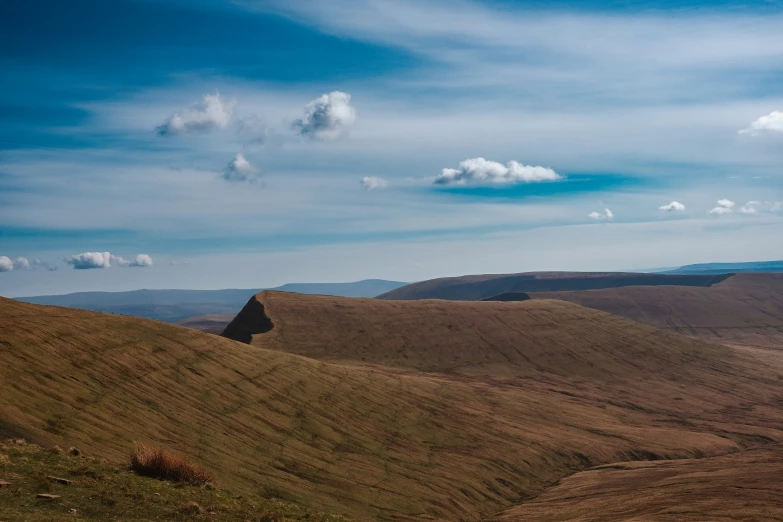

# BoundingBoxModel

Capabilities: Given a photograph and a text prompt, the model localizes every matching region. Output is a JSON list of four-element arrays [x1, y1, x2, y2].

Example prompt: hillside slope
[[224, 291, 735, 380], [532, 273, 783, 347], [494, 444, 783, 522], [5, 296, 783, 520], [378, 272, 729, 301]]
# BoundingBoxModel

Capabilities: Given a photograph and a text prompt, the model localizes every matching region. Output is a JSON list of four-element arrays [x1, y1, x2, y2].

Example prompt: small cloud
[[709, 199, 735, 215], [293, 91, 356, 141], [32, 258, 58, 271], [156, 93, 235, 136], [360, 176, 389, 191], [659, 201, 685, 213], [739, 111, 783, 136], [112, 254, 154, 267], [588, 208, 614, 221], [0, 256, 13, 272], [222, 153, 261, 183], [435, 158, 561, 185], [740, 201, 761, 215], [13, 257, 31, 270], [67, 252, 112, 269], [772, 202, 782, 212]]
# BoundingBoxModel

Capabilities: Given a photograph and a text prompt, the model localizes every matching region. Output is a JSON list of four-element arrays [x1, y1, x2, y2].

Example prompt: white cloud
[[709, 199, 735, 215], [222, 153, 261, 183], [740, 201, 761, 215], [434, 158, 561, 185], [360, 176, 389, 190], [0, 256, 13, 272], [739, 111, 783, 136], [588, 208, 614, 220], [293, 91, 356, 140], [111, 254, 154, 267], [67, 252, 112, 269], [156, 93, 235, 136], [659, 201, 685, 212], [13, 257, 31, 270]]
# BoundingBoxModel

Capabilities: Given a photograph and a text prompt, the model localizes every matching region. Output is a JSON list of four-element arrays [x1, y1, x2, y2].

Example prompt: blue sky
[[2, 0, 783, 296]]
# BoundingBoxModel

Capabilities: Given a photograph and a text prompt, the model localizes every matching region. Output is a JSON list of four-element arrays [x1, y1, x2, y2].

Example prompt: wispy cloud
[[740, 201, 761, 214], [435, 158, 561, 185], [156, 93, 235, 136], [293, 91, 356, 140], [360, 176, 389, 190], [588, 208, 614, 221]]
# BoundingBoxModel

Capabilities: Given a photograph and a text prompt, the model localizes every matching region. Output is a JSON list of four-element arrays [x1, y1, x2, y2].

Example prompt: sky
[[1, 0, 783, 296]]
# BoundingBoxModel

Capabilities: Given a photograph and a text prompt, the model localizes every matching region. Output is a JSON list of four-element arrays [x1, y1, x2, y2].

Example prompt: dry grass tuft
[[130, 442, 212, 486]]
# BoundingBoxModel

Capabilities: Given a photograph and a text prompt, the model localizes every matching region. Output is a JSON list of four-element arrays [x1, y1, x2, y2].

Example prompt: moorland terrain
[[3, 269, 783, 521]]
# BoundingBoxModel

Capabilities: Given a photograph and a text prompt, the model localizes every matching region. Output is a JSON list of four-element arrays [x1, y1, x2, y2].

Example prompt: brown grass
[[531, 272, 783, 347], [4, 295, 783, 520], [130, 442, 212, 485], [494, 443, 783, 521]]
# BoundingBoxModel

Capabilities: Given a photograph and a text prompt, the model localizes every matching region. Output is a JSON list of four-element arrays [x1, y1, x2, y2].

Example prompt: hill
[[377, 272, 729, 301], [6, 295, 783, 520], [15, 280, 407, 323], [223, 291, 739, 380], [532, 273, 783, 348], [663, 260, 783, 274], [176, 314, 236, 335], [494, 444, 783, 521]]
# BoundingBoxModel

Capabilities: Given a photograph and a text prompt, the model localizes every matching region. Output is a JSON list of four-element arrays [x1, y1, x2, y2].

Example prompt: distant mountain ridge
[[15, 279, 407, 323], [378, 272, 730, 301], [662, 260, 783, 274]]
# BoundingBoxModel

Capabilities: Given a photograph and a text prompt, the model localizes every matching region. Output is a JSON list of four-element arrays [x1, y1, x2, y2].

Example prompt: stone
[[0, 480, 11, 488], [36, 493, 61, 500], [47, 476, 72, 485]]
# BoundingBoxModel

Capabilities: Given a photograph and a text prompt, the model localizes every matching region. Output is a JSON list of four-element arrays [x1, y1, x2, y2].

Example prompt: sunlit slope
[[493, 444, 783, 522], [225, 291, 734, 380], [4, 296, 783, 521], [532, 273, 783, 347]]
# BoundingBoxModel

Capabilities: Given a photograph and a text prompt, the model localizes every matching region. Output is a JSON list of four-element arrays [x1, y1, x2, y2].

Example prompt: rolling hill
[[15, 280, 407, 323], [494, 444, 783, 521], [176, 313, 236, 334], [5, 294, 783, 520], [377, 272, 729, 301], [662, 260, 783, 274], [531, 273, 783, 348]]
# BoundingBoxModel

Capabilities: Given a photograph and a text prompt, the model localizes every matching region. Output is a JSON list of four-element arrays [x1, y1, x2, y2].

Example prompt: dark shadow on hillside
[[220, 296, 273, 343]]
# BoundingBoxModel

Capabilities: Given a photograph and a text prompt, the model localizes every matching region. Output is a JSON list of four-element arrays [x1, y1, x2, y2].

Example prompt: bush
[[130, 442, 212, 486]]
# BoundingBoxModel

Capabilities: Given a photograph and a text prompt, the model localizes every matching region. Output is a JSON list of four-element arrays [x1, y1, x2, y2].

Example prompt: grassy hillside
[[0, 439, 344, 522], [378, 272, 729, 301], [532, 273, 783, 347], [5, 296, 783, 520], [224, 291, 736, 380], [494, 444, 783, 521]]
